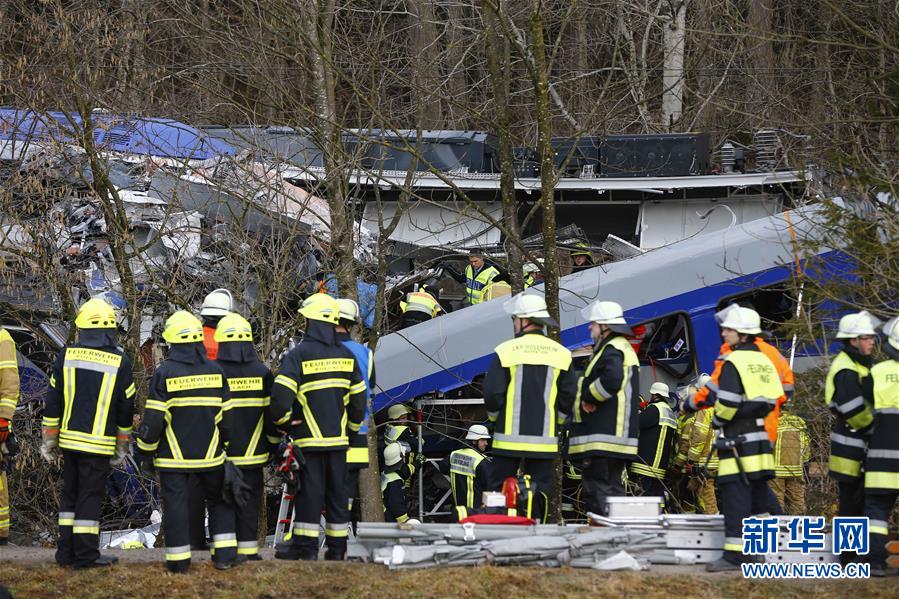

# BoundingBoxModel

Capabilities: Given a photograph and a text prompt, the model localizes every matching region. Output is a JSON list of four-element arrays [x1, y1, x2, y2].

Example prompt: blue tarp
[[321, 274, 377, 329], [0, 108, 235, 160]]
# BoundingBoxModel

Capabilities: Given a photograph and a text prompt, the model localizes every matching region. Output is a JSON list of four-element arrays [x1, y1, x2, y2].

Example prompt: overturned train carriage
[[371, 205, 835, 414]]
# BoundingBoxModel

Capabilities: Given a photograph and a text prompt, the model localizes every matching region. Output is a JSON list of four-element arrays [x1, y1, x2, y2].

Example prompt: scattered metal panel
[[362, 201, 502, 247], [638, 195, 781, 249]]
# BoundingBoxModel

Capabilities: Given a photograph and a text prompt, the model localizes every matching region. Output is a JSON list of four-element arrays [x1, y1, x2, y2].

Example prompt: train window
[[632, 312, 695, 379], [716, 285, 797, 344]]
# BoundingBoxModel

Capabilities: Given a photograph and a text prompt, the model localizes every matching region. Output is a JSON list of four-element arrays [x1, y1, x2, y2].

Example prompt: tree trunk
[[660, 1, 687, 131], [409, 0, 444, 127]]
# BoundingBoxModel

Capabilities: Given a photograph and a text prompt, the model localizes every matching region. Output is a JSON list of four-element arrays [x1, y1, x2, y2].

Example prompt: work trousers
[[769, 477, 806, 515], [400, 312, 431, 330], [490, 455, 554, 494], [160, 468, 236, 573], [579, 456, 627, 517], [235, 467, 264, 557], [864, 491, 897, 568], [290, 450, 349, 558], [630, 473, 667, 511], [696, 477, 718, 514], [187, 473, 207, 548], [57, 451, 110, 567], [0, 469, 9, 540], [345, 466, 360, 513], [719, 478, 772, 564]]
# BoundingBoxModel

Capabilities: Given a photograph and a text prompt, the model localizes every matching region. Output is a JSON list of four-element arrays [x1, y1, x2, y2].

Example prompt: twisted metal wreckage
[[0, 109, 854, 569]]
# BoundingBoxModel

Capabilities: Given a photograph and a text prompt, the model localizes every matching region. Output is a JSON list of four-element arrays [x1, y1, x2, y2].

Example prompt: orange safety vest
[[203, 326, 218, 361], [694, 338, 794, 442]]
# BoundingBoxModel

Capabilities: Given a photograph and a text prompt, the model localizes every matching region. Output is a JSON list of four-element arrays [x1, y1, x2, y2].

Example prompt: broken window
[[632, 312, 695, 380], [716, 284, 797, 346]]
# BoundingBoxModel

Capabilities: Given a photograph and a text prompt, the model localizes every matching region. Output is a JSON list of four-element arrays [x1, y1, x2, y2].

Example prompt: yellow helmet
[[214, 312, 253, 343], [75, 298, 118, 329], [162, 310, 203, 344], [570, 242, 592, 258], [298, 294, 340, 325]]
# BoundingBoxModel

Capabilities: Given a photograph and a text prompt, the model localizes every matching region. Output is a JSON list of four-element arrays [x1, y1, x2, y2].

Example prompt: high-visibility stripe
[[0, 398, 17, 411], [223, 397, 269, 410], [165, 545, 192, 561], [299, 378, 351, 393], [292, 522, 320, 537], [90, 372, 115, 439], [136, 438, 159, 452], [41, 416, 61, 427], [73, 519, 100, 535], [153, 455, 225, 469], [205, 427, 221, 460], [724, 537, 742, 552], [212, 533, 237, 548], [227, 453, 269, 466], [865, 471, 899, 490], [324, 523, 349, 537], [717, 452, 773, 477], [0, 360, 17, 369], [294, 436, 348, 449], [166, 397, 222, 408], [237, 542, 258, 555], [569, 440, 638, 455], [631, 463, 666, 478], [62, 366, 75, 432], [829, 454, 862, 478], [58, 512, 75, 526], [589, 378, 610, 401], [298, 396, 323, 438], [867, 449, 899, 459], [125, 383, 136, 398], [831, 432, 866, 449], [145, 399, 167, 412], [274, 374, 298, 393], [347, 446, 368, 463]]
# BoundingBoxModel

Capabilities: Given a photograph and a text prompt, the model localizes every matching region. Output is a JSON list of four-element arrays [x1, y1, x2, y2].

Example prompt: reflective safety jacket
[[569, 335, 640, 460], [400, 291, 441, 318], [43, 341, 136, 456], [138, 346, 229, 470], [695, 339, 793, 443], [687, 408, 718, 472], [270, 328, 366, 452], [773, 412, 809, 478], [865, 349, 899, 493], [631, 400, 677, 479], [217, 352, 274, 468], [464, 264, 499, 305], [671, 413, 694, 472], [825, 349, 874, 482], [0, 328, 20, 421], [483, 331, 577, 458], [692, 342, 782, 483], [339, 334, 374, 466], [438, 447, 490, 520], [381, 471, 410, 523]]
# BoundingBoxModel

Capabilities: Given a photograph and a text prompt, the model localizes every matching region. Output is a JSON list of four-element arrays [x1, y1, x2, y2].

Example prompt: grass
[[0, 561, 895, 599]]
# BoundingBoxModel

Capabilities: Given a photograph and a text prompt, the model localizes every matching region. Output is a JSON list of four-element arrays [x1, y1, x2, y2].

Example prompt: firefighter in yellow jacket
[[0, 326, 18, 545], [684, 307, 783, 572], [686, 406, 719, 514], [137, 310, 237, 573], [769, 410, 809, 514], [41, 298, 135, 568], [864, 317, 899, 577]]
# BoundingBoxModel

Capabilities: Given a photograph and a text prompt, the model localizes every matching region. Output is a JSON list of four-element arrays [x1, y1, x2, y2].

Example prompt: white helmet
[[503, 293, 557, 326], [336, 298, 361, 323], [697, 373, 712, 388], [580, 300, 626, 325], [465, 424, 491, 441], [718, 305, 761, 335], [201, 288, 234, 317], [384, 442, 404, 467], [649, 382, 670, 397], [883, 316, 899, 351], [836, 311, 880, 339]]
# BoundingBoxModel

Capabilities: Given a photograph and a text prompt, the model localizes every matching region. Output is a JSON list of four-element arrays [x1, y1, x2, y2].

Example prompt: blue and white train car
[[372, 205, 837, 413]]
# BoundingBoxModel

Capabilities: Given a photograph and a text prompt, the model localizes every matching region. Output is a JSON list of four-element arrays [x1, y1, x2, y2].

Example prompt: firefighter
[[686, 400, 719, 515], [400, 286, 442, 329], [684, 306, 783, 572], [40, 299, 134, 568], [193, 287, 234, 549], [335, 299, 375, 514], [630, 382, 677, 507], [137, 310, 238, 573], [825, 310, 877, 565], [443, 252, 501, 306], [670, 392, 698, 513], [769, 410, 809, 514], [693, 304, 794, 445], [865, 316, 899, 577], [213, 312, 274, 562], [200, 288, 234, 360], [271, 294, 366, 561], [384, 403, 414, 447], [523, 261, 543, 289], [482, 293, 577, 515], [438, 424, 491, 521], [570, 243, 594, 273], [0, 326, 19, 545], [569, 300, 640, 518], [381, 442, 411, 523]]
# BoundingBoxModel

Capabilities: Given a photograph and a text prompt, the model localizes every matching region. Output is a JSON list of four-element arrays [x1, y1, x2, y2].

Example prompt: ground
[[0, 548, 895, 598]]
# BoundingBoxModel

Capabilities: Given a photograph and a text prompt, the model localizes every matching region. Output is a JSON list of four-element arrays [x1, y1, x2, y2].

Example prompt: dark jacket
[[137, 343, 229, 471], [270, 321, 366, 451]]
